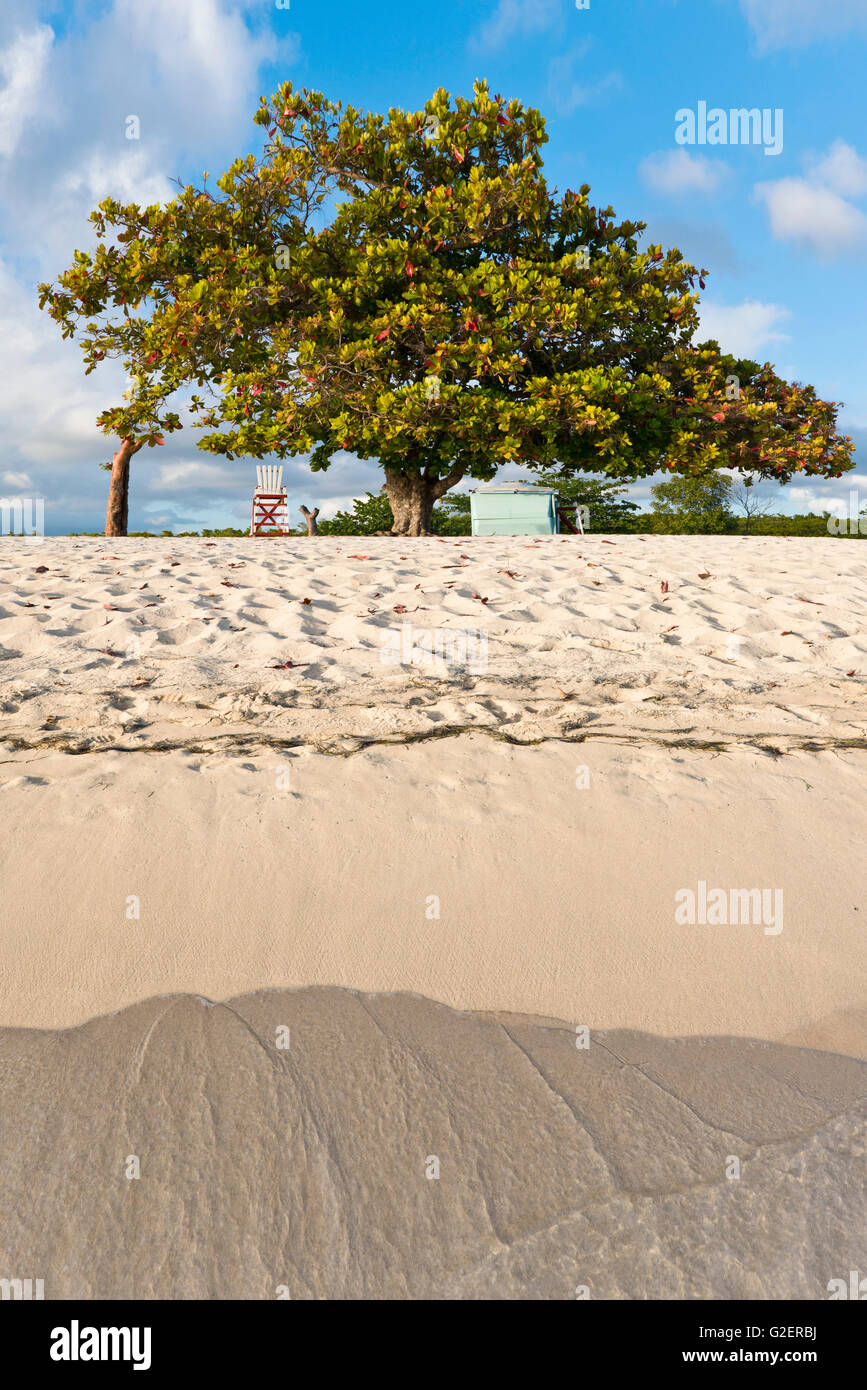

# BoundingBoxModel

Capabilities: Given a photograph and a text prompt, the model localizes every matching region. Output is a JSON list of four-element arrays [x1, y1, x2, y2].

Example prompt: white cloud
[[60, 147, 175, 210], [153, 460, 243, 491], [755, 140, 867, 258], [698, 300, 791, 358], [804, 140, 867, 197], [786, 485, 833, 514], [640, 149, 730, 196], [0, 257, 130, 467], [0, 24, 53, 158], [740, 0, 867, 50], [755, 177, 867, 257], [786, 480, 867, 517], [471, 0, 562, 52], [113, 0, 284, 137], [0, 0, 299, 261], [2, 471, 32, 489]]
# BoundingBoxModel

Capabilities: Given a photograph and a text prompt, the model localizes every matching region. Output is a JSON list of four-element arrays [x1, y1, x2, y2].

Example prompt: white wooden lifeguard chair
[[250, 465, 290, 536]]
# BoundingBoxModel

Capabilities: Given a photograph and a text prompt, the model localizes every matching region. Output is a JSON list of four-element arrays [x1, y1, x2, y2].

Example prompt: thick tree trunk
[[105, 438, 142, 537], [300, 505, 320, 536], [384, 465, 466, 536]]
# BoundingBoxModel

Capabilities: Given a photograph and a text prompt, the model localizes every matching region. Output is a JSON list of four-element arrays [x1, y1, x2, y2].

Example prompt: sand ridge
[[1, 535, 865, 1049], [1, 534, 865, 752]]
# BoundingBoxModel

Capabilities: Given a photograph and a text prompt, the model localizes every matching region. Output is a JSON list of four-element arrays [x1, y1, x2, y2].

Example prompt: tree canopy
[[39, 80, 855, 535]]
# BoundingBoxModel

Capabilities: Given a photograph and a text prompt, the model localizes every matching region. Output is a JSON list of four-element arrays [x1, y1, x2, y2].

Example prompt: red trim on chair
[[251, 493, 290, 536]]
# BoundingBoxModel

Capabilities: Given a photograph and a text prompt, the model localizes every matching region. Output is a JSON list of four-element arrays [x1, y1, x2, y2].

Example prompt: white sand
[[1, 535, 865, 1048], [0, 534, 865, 749]]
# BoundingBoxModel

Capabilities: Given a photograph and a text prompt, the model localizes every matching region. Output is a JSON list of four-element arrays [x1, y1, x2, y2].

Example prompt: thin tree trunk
[[300, 505, 320, 535], [105, 438, 142, 537], [384, 465, 465, 536]]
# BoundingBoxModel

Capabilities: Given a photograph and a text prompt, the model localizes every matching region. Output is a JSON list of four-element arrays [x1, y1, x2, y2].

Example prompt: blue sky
[[1, 0, 866, 532]]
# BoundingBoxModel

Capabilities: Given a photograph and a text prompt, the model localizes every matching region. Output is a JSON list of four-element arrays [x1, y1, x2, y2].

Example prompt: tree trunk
[[384, 465, 466, 537], [105, 438, 142, 537], [300, 505, 320, 536]]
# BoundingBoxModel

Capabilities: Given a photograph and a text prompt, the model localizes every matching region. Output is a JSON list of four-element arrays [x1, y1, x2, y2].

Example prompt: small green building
[[470, 482, 561, 536]]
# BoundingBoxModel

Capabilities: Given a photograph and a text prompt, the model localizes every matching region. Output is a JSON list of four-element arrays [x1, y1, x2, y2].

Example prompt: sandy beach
[[2, 533, 866, 1301], [1, 534, 865, 753], [0, 535, 865, 1054]]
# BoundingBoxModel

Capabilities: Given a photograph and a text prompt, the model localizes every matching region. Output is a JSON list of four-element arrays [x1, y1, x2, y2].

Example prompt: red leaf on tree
[[376, 329, 389, 340]]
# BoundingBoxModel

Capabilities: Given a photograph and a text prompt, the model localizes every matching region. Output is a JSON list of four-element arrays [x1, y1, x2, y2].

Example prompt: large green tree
[[39, 81, 855, 536]]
